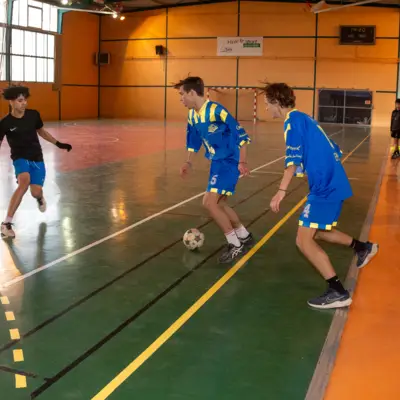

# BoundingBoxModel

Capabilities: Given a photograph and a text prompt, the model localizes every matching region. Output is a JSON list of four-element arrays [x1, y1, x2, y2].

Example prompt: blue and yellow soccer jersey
[[284, 109, 352, 201], [186, 100, 251, 162]]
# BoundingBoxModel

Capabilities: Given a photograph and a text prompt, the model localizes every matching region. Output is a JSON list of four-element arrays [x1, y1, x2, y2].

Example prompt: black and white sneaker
[[356, 242, 379, 268], [218, 243, 245, 264], [307, 288, 352, 310], [240, 232, 255, 248]]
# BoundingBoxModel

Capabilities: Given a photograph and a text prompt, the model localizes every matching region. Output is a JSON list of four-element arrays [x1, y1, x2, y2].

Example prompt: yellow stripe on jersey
[[196, 100, 209, 123], [284, 123, 291, 142], [188, 110, 193, 126], [284, 108, 297, 123], [193, 113, 198, 124], [209, 103, 217, 122], [220, 109, 228, 122], [317, 125, 334, 149]]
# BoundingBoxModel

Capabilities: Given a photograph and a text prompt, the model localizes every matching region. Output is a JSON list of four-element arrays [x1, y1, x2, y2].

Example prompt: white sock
[[4, 216, 13, 223], [225, 230, 241, 247], [235, 225, 249, 239]]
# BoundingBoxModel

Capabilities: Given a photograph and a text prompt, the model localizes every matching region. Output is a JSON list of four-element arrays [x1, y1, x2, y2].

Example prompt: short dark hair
[[173, 76, 204, 97], [395, 98, 400, 104], [2, 85, 30, 100], [261, 82, 296, 108]]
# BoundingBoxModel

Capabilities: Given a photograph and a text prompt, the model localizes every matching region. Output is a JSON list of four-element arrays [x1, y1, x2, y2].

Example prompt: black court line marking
[[30, 180, 307, 399], [0, 365, 46, 380], [0, 177, 282, 355]]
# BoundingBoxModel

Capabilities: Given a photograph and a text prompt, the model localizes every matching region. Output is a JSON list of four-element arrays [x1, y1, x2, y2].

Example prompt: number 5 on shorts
[[210, 175, 218, 185]]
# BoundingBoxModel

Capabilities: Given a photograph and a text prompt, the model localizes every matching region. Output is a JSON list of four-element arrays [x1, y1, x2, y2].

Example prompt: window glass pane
[[19, 0, 28, 27], [47, 34, 54, 58], [28, 0, 42, 7], [11, 29, 24, 55], [344, 108, 372, 125], [24, 30, 36, 56], [36, 32, 46, 56], [28, 6, 42, 29], [47, 58, 54, 82], [0, 27, 5, 53], [345, 91, 372, 109], [12, 0, 19, 25], [42, 3, 50, 31], [11, 55, 24, 81], [318, 90, 345, 107], [24, 55, 35, 81], [50, 6, 57, 32], [318, 107, 344, 124], [0, 0, 7, 24], [0, 54, 6, 80], [36, 57, 46, 82]]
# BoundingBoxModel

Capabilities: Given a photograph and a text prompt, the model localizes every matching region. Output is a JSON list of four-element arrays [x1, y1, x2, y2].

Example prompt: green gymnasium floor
[[0, 121, 387, 399]]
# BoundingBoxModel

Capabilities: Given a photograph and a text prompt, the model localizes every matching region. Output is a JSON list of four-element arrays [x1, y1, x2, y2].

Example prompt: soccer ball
[[183, 228, 205, 250]]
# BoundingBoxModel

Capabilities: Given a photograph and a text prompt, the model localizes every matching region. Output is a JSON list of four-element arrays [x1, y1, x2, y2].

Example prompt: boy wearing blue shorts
[[0, 86, 72, 239], [174, 77, 253, 263], [263, 82, 378, 309]]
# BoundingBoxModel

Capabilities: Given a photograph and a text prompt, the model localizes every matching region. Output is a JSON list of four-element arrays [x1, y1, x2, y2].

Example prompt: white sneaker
[[1, 222, 15, 239], [37, 197, 47, 213]]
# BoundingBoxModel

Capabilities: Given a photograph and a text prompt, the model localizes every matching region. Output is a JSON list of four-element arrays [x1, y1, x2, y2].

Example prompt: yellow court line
[[91, 135, 370, 400], [9, 328, 20, 340], [15, 374, 27, 388], [0, 296, 10, 305], [5, 311, 15, 321], [13, 349, 24, 362]]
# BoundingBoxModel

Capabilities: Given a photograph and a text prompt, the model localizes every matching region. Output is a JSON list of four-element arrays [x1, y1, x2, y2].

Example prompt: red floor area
[[1, 121, 186, 173]]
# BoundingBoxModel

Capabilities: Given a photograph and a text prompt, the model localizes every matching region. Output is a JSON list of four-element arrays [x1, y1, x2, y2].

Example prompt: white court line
[[2, 128, 348, 288], [2, 156, 285, 289]]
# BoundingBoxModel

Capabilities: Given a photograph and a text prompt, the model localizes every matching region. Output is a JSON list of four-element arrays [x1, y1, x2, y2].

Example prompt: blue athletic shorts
[[13, 159, 46, 186], [299, 198, 343, 231], [206, 159, 240, 196]]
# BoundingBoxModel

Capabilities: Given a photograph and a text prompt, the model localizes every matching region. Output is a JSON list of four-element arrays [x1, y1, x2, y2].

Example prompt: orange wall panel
[[240, 2, 315, 37], [239, 59, 314, 88], [61, 12, 99, 85], [61, 86, 98, 120], [168, 3, 238, 38], [317, 61, 397, 92], [101, 10, 166, 40], [100, 87, 164, 119], [100, 40, 166, 86], [372, 93, 396, 127], [168, 59, 237, 87]]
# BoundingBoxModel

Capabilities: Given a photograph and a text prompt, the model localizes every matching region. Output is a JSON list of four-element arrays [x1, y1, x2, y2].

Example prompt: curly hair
[[2, 85, 30, 100], [173, 76, 204, 97], [261, 82, 296, 108]]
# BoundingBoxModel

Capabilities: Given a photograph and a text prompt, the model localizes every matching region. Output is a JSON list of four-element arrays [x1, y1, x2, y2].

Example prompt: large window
[[318, 89, 373, 126], [11, 29, 54, 82], [10, 0, 58, 82]]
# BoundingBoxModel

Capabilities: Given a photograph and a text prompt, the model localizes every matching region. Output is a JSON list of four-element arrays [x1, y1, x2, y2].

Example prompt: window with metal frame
[[10, 0, 57, 82]]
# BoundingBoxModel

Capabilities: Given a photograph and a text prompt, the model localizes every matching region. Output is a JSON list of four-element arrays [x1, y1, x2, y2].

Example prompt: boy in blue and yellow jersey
[[263, 82, 378, 310], [174, 77, 253, 263]]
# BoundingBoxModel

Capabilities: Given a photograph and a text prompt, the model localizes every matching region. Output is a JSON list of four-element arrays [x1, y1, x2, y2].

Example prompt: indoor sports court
[[0, 1, 399, 399]]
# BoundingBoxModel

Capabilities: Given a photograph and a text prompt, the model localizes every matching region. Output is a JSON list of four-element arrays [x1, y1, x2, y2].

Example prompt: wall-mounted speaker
[[95, 52, 110, 65]]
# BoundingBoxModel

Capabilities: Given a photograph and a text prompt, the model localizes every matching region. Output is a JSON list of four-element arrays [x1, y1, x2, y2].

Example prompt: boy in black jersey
[[0, 86, 72, 239], [390, 99, 400, 159]]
